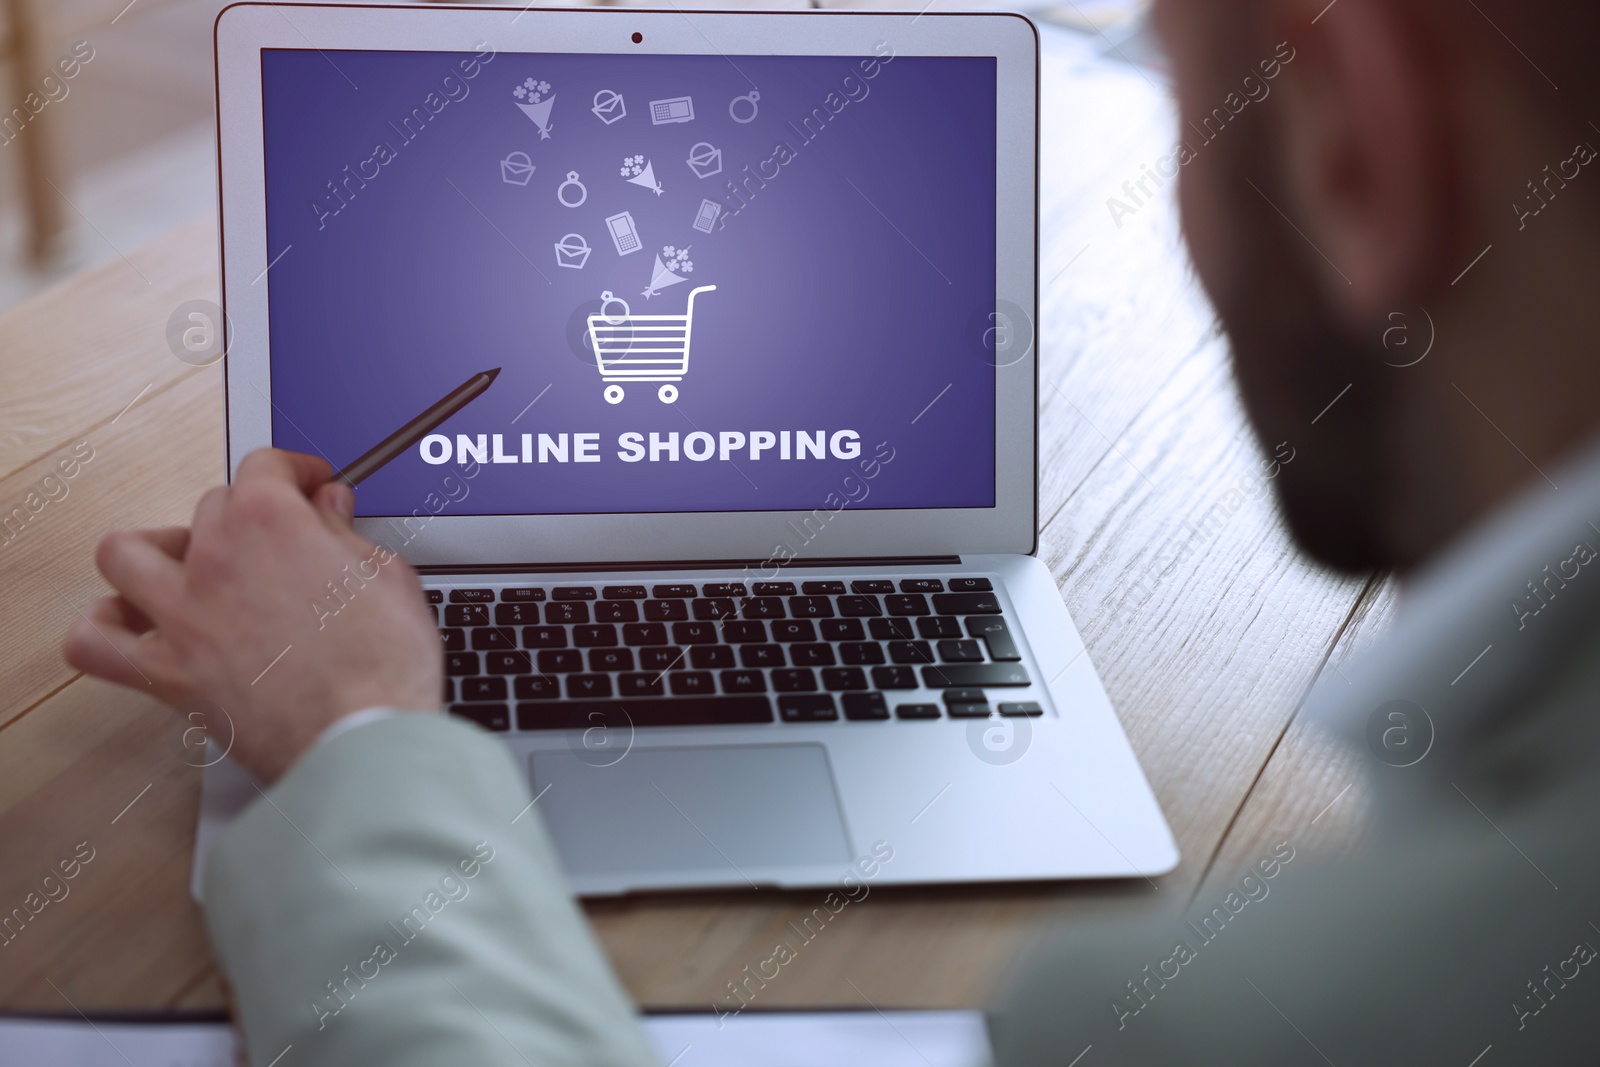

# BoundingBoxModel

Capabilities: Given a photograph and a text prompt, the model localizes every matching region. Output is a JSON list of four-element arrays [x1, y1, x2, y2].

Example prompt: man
[[64, 0, 1600, 1064]]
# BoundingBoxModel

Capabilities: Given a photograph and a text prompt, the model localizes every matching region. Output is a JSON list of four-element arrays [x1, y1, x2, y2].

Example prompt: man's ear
[[1274, 0, 1454, 320]]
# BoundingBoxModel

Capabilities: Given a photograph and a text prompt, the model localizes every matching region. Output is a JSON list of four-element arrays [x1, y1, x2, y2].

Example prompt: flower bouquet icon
[[513, 77, 555, 139], [643, 245, 694, 298], [620, 154, 663, 196]]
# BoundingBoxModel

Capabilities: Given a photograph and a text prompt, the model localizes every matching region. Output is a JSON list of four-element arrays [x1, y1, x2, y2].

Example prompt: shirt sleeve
[[202, 713, 658, 1067]]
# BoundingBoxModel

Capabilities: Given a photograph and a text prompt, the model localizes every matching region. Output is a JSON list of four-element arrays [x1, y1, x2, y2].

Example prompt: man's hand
[[64, 448, 442, 782]]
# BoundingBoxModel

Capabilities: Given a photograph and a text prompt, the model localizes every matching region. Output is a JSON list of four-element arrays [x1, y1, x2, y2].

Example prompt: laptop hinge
[[416, 555, 963, 576]]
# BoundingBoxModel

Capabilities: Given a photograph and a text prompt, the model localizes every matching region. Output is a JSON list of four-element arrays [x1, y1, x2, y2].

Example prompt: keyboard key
[[429, 605, 438, 623], [772, 668, 817, 692], [445, 652, 479, 676], [574, 624, 619, 647], [553, 586, 597, 600], [802, 580, 846, 595], [789, 643, 836, 667], [871, 666, 918, 689], [885, 594, 930, 616], [502, 587, 546, 601], [720, 669, 767, 693], [922, 664, 1032, 687], [544, 602, 590, 624], [948, 577, 993, 592], [589, 647, 635, 672], [693, 598, 738, 620], [787, 596, 834, 618], [918, 616, 963, 639], [840, 642, 886, 665], [837, 596, 882, 617], [770, 619, 817, 643], [618, 673, 664, 696], [722, 620, 768, 643], [703, 582, 748, 598], [938, 639, 984, 662], [888, 641, 934, 664], [899, 579, 945, 593], [947, 703, 992, 719], [522, 625, 567, 649], [672, 621, 719, 645], [822, 667, 868, 691], [741, 597, 786, 619], [602, 585, 648, 599], [517, 696, 774, 729], [567, 674, 613, 698], [690, 645, 735, 669], [896, 703, 942, 720], [652, 584, 698, 598], [820, 619, 865, 641], [932, 592, 1002, 615], [966, 616, 1021, 661], [1000, 701, 1044, 717], [450, 703, 509, 731], [470, 628, 516, 651], [445, 604, 488, 627], [869, 618, 915, 640], [842, 692, 889, 720], [495, 603, 539, 626], [779, 694, 838, 722], [460, 677, 507, 701], [595, 600, 641, 622], [851, 580, 895, 594], [669, 671, 716, 696], [440, 628, 466, 652], [639, 646, 686, 671], [753, 581, 797, 596], [741, 644, 785, 668], [443, 677, 455, 702], [487, 651, 533, 674], [538, 649, 584, 673], [644, 599, 689, 622], [426, 590, 445, 604], [942, 688, 988, 705], [450, 588, 495, 603], [623, 622, 669, 646], [514, 675, 561, 700]]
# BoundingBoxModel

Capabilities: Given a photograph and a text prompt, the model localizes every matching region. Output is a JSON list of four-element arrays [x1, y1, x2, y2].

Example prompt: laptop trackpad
[[531, 744, 852, 880]]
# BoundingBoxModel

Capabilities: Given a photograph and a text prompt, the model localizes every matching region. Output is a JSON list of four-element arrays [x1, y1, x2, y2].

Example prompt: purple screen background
[[261, 49, 997, 516]]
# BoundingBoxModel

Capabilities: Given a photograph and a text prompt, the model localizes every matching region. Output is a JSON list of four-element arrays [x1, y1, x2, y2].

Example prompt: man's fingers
[[127, 526, 191, 561], [63, 598, 159, 691], [96, 528, 184, 621], [311, 481, 356, 533], [234, 448, 334, 497], [191, 486, 230, 538]]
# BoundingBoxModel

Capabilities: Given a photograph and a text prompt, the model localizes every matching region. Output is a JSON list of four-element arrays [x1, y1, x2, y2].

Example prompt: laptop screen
[[260, 47, 998, 517]]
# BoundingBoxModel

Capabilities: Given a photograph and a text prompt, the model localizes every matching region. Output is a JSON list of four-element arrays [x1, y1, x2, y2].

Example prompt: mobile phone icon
[[649, 96, 695, 124], [606, 211, 642, 255]]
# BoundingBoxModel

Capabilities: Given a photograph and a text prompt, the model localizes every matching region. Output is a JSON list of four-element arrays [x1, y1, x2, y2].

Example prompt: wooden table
[[0, 28, 1393, 1014]]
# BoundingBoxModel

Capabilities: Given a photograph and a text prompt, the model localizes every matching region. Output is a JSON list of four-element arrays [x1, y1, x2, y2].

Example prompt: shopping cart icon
[[586, 285, 717, 404]]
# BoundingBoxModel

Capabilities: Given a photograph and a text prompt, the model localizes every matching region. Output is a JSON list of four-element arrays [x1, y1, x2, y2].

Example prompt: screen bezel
[[216, 3, 1039, 566]]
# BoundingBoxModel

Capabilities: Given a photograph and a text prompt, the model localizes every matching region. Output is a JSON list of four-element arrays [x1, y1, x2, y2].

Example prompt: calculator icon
[[605, 211, 642, 255], [649, 96, 695, 124]]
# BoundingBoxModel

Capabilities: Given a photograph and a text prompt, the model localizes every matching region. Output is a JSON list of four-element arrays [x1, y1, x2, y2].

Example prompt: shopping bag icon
[[554, 233, 591, 269], [686, 142, 722, 179], [591, 89, 626, 125], [499, 151, 535, 186]]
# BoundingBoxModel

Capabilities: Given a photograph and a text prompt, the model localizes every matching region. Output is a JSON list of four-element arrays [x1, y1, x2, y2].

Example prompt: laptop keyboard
[[429, 577, 1041, 732]]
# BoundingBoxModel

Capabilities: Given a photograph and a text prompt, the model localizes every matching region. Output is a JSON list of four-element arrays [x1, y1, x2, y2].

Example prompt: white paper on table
[[0, 1010, 992, 1067]]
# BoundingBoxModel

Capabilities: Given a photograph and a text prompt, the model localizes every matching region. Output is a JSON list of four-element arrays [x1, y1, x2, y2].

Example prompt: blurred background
[[0, 0, 1150, 312]]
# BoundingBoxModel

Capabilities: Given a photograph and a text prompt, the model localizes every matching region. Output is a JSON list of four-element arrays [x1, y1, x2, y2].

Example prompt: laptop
[[214, 2, 1177, 894]]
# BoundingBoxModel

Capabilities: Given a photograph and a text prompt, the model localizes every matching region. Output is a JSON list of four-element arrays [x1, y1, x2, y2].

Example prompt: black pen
[[335, 367, 501, 487]]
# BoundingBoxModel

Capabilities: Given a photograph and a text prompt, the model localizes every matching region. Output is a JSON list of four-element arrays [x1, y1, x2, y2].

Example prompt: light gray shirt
[[989, 437, 1600, 1064]]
